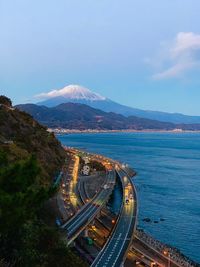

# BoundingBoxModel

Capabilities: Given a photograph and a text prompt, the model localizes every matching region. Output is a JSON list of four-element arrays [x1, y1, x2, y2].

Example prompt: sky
[[1, 0, 200, 115]]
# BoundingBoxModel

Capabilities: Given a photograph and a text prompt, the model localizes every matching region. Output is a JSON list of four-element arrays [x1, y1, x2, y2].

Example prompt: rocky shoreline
[[136, 229, 200, 267], [59, 147, 200, 266]]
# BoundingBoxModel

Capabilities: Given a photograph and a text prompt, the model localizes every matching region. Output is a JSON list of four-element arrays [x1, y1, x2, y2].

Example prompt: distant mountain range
[[16, 102, 200, 131], [37, 84, 200, 124]]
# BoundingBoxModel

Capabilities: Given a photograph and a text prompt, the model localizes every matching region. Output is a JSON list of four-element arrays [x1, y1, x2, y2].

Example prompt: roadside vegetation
[[0, 96, 87, 267]]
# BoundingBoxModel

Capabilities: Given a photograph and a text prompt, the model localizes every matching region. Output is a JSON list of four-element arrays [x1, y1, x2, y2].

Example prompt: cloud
[[35, 90, 62, 99], [150, 32, 200, 80], [152, 62, 199, 80], [171, 32, 200, 57]]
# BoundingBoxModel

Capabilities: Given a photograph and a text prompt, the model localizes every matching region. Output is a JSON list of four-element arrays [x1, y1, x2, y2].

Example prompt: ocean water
[[58, 132, 200, 262]]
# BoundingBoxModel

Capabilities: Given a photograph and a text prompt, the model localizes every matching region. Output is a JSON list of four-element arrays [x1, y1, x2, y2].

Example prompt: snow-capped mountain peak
[[37, 84, 106, 101]]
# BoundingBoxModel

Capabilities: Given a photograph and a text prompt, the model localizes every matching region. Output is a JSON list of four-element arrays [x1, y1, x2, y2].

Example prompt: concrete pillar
[[84, 228, 89, 237], [95, 212, 100, 219], [68, 240, 75, 247]]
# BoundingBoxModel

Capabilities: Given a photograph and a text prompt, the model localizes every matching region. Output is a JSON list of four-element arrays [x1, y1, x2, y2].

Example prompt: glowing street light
[[163, 249, 170, 267]]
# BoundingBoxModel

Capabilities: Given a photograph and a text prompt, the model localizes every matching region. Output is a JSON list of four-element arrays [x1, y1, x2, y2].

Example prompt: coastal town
[[48, 128, 186, 134]]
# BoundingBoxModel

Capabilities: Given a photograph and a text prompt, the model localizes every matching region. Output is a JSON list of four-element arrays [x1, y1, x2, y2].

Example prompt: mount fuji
[[37, 84, 200, 124], [37, 85, 107, 106]]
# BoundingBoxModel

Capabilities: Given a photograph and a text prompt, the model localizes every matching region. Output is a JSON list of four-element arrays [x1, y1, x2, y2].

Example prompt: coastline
[[58, 135, 200, 263], [48, 128, 200, 134], [63, 147, 199, 266]]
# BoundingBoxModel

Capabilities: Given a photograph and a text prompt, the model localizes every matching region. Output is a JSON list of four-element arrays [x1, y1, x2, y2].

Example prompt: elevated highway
[[61, 170, 115, 245], [91, 167, 137, 267], [62, 148, 196, 267]]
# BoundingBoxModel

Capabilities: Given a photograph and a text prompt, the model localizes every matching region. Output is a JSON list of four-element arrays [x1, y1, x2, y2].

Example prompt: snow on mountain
[[36, 84, 106, 101], [36, 84, 200, 124]]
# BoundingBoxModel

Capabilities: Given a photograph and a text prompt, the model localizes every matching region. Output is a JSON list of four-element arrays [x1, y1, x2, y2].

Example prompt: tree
[[0, 155, 50, 261], [0, 96, 12, 107], [0, 152, 87, 267]]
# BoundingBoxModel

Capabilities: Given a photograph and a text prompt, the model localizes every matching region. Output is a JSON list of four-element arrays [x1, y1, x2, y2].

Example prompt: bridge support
[[84, 228, 89, 237], [96, 212, 101, 219], [68, 240, 75, 247]]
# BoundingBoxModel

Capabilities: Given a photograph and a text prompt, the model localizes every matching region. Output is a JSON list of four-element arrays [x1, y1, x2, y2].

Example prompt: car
[[125, 198, 129, 205]]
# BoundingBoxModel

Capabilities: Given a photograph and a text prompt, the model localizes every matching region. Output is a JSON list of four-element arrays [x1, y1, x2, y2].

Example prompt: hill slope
[[0, 103, 65, 184], [16, 102, 200, 131], [37, 84, 200, 124], [0, 97, 87, 267]]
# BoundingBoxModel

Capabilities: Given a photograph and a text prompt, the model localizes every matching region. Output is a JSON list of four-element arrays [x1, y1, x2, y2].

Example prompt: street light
[[163, 249, 170, 267], [91, 225, 96, 231]]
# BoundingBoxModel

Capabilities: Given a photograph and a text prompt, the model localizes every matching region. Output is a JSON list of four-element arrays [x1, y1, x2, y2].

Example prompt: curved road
[[91, 168, 137, 267], [61, 170, 115, 245]]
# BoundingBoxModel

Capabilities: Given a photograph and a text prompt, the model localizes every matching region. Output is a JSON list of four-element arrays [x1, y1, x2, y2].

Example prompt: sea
[[57, 132, 200, 263]]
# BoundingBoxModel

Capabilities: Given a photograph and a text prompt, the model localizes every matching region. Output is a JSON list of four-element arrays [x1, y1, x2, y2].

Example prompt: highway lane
[[63, 170, 114, 229], [67, 187, 112, 237], [78, 178, 89, 204], [91, 168, 137, 267], [61, 199, 93, 229], [62, 170, 115, 244], [64, 149, 191, 267], [132, 238, 185, 267], [67, 171, 115, 230]]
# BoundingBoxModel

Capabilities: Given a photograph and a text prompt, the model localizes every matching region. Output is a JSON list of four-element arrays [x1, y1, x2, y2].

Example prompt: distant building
[[3, 140, 14, 144], [82, 165, 90, 176]]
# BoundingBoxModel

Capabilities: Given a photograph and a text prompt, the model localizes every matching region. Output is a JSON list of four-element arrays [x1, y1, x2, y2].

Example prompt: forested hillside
[[17, 102, 200, 131], [0, 96, 87, 267]]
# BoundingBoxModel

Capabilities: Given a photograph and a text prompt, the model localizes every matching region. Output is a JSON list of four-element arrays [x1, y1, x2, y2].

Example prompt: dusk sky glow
[[1, 0, 200, 115]]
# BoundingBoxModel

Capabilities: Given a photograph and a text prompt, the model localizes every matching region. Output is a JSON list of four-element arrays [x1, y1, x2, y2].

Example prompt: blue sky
[[1, 0, 200, 115]]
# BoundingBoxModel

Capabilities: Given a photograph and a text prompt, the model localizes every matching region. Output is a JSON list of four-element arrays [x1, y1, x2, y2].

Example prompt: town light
[[163, 250, 168, 256], [163, 249, 170, 267]]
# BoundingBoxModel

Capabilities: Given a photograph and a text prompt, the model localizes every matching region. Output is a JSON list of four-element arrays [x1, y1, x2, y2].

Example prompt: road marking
[[91, 168, 137, 267]]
